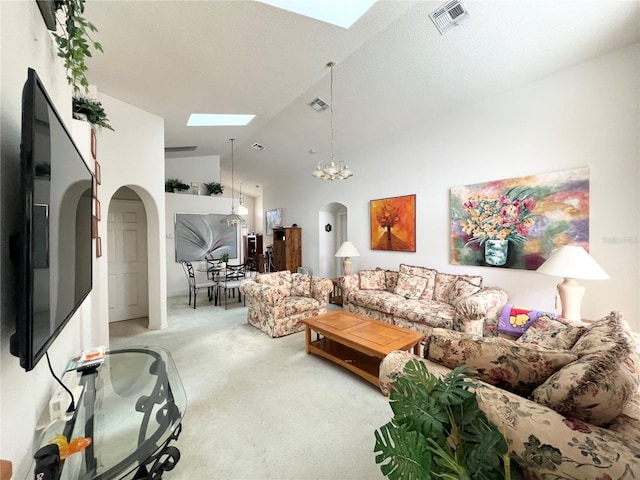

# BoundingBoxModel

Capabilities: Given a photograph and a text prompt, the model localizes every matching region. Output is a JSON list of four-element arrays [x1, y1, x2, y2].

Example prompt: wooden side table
[[329, 277, 343, 305]]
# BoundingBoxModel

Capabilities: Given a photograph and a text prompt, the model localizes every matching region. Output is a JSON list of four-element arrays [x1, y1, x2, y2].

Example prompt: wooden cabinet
[[272, 227, 301, 272], [244, 234, 263, 271]]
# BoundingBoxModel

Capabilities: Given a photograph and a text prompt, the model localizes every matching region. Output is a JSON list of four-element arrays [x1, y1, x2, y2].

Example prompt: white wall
[[165, 193, 256, 297], [264, 44, 640, 330], [165, 154, 220, 194]]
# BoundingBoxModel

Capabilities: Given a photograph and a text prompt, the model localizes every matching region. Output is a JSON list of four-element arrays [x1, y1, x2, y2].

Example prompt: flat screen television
[[10, 68, 94, 371]]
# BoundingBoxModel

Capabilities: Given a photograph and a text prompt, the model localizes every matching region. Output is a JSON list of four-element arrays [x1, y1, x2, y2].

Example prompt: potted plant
[[219, 252, 230, 269], [203, 182, 224, 196], [73, 96, 114, 131], [374, 360, 523, 480], [165, 179, 190, 193]]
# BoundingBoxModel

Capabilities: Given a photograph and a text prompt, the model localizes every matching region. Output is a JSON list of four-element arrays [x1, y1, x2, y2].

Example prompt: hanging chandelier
[[238, 182, 249, 215], [312, 61, 353, 181], [221, 138, 246, 226]]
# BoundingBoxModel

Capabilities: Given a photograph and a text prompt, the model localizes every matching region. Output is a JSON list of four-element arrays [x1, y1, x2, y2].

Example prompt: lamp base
[[343, 257, 352, 276], [557, 277, 584, 322]]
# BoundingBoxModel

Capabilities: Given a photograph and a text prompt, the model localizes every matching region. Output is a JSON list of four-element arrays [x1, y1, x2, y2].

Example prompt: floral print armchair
[[240, 270, 333, 338]]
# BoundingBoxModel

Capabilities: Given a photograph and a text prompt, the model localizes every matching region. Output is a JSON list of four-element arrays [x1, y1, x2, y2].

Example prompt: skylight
[[257, 0, 377, 29], [187, 114, 255, 127]]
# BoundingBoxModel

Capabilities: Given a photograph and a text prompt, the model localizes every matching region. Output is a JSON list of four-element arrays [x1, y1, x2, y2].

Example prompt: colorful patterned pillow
[[433, 272, 482, 303], [359, 270, 385, 290], [516, 317, 586, 350], [571, 311, 634, 356], [377, 268, 399, 292], [256, 270, 292, 296], [427, 329, 578, 395], [291, 273, 311, 297], [394, 273, 428, 299], [498, 304, 559, 337], [531, 343, 640, 426], [399, 264, 437, 300], [448, 278, 482, 306]]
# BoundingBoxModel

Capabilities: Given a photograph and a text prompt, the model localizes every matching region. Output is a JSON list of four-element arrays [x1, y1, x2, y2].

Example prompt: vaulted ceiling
[[84, 1, 640, 197]]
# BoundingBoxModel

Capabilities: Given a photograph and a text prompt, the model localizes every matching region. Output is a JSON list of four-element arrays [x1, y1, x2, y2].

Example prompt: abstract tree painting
[[450, 167, 590, 270], [370, 194, 416, 252]]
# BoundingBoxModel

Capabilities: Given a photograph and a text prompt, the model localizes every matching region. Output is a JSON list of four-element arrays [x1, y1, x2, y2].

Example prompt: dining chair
[[179, 259, 218, 309], [217, 263, 247, 309]]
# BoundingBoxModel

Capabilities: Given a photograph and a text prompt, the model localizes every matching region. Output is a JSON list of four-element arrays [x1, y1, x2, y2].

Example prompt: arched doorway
[[107, 186, 149, 323], [318, 202, 347, 278]]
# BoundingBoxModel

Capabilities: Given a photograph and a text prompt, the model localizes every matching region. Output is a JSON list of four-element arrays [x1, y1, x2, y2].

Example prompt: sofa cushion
[[399, 264, 437, 300], [427, 329, 578, 395], [531, 343, 640, 426], [394, 272, 428, 299], [448, 277, 482, 306], [376, 268, 399, 292], [516, 316, 586, 350], [433, 272, 482, 303], [347, 290, 405, 315], [291, 273, 311, 297], [571, 311, 634, 356], [359, 270, 386, 290], [497, 304, 560, 337], [256, 270, 292, 296], [391, 300, 455, 329], [283, 296, 321, 316]]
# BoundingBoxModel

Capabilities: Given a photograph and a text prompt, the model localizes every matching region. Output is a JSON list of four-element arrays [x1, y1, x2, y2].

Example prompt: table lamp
[[536, 245, 609, 321], [335, 241, 360, 276]]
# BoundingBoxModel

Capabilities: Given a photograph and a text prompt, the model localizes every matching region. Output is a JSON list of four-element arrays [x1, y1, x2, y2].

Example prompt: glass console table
[[34, 346, 187, 480]]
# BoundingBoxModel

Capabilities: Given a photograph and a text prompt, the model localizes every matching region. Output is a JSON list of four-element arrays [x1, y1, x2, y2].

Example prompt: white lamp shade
[[537, 245, 609, 280], [335, 241, 360, 258]]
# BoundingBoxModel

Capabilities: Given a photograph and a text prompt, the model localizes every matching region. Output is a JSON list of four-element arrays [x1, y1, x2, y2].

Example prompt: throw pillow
[[376, 268, 399, 292], [497, 304, 560, 337], [531, 343, 640, 426], [256, 270, 292, 296], [291, 273, 311, 297], [571, 311, 634, 356], [399, 264, 437, 300], [359, 270, 385, 290], [433, 272, 482, 303], [448, 277, 482, 306], [393, 272, 428, 299], [516, 316, 585, 350], [427, 328, 578, 395]]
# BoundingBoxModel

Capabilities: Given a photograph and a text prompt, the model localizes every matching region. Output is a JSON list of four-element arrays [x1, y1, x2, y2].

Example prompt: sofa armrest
[[311, 277, 333, 302], [454, 287, 508, 336], [339, 274, 359, 300], [240, 280, 288, 305]]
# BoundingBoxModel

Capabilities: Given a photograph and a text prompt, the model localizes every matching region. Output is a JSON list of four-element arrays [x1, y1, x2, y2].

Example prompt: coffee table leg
[[305, 326, 311, 354]]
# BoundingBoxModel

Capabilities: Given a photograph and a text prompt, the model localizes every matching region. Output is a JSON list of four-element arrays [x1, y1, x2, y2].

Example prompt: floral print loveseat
[[340, 264, 508, 337], [240, 270, 333, 338], [379, 311, 640, 479]]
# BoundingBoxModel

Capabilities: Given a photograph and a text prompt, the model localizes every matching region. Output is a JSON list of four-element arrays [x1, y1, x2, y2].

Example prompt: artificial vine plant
[[53, 0, 113, 130]]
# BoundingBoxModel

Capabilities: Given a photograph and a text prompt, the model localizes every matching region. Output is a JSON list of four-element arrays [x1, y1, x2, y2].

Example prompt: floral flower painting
[[370, 194, 416, 252], [450, 167, 590, 269]]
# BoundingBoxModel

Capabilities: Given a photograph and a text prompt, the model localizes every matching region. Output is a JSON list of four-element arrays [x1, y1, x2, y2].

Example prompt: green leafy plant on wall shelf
[[53, 0, 113, 129], [374, 361, 523, 480], [165, 179, 190, 193], [203, 182, 224, 196], [72, 96, 113, 131]]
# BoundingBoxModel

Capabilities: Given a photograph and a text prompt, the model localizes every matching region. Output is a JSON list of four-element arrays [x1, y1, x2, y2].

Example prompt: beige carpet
[[109, 297, 390, 480]]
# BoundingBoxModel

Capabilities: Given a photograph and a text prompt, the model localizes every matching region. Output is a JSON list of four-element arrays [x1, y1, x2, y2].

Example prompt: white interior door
[[107, 199, 149, 322]]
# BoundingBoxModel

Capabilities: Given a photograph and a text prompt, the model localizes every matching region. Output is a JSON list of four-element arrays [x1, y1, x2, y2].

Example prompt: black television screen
[[10, 68, 93, 371]]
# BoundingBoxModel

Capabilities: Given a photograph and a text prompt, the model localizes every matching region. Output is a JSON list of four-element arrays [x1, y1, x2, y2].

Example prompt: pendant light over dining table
[[312, 61, 353, 181], [221, 138, 246, 226]]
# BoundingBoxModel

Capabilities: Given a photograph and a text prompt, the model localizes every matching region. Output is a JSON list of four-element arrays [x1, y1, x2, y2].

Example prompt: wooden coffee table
[[302, 311, 424, 389]]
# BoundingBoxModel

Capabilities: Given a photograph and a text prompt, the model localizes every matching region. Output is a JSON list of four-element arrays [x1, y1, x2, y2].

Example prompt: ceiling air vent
[[165, 146, 197, 153], [309, 97, 329, 112], [251, 143, 265, 151], [429, 0, 470, 35]]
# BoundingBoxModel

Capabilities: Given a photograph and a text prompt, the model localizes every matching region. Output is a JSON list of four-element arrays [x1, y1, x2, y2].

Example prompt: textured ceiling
[[84, 0, 640, 197]]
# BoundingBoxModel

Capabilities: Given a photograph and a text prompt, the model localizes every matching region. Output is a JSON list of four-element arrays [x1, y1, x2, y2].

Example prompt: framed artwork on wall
[[174, 213, 238, 262], [370, 194, 416, 252], [450, 167, 590, 269], [265, 208, 282, 236]]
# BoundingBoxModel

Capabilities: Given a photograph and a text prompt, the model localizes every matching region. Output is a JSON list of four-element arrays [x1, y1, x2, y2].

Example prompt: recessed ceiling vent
[[251, 143, 265, 151], [429, 0, 470, 35], [309, 97, 329, 112], [165, 146, 197, 153]]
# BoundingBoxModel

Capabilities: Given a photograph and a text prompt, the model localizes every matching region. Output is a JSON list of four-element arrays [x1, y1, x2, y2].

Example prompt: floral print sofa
[[379, 311, 640, 479], [240, 270, 333, 338], [340, 264, 508, 337]]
